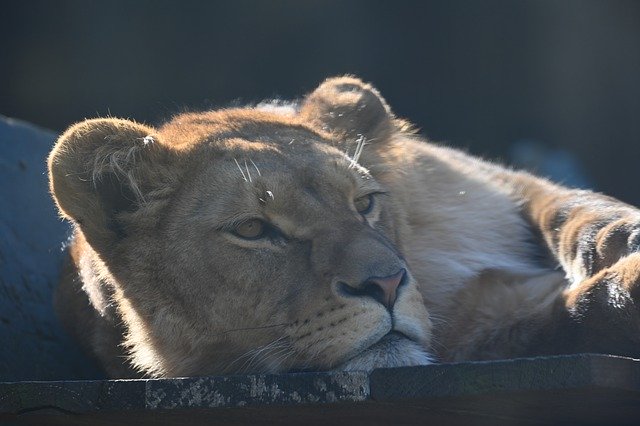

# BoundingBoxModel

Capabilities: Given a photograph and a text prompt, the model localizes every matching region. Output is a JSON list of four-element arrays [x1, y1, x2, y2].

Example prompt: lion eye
[[234, 219, 266, 239], [354, 194, 374, 215]]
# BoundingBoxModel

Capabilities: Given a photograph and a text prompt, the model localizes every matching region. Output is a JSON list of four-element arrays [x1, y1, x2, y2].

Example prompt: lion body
[[49, 77, 640, 378]]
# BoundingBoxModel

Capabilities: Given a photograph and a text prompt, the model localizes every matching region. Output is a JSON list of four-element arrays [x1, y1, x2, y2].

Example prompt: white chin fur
[[334, 334, 433, 372]]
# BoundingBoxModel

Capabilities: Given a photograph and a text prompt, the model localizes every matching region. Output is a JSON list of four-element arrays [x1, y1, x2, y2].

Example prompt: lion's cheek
[[393, 286, 433, 348]]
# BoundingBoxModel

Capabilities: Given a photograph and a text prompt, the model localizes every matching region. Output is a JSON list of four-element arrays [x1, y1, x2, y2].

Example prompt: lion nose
[[338, 269, 406, 310]]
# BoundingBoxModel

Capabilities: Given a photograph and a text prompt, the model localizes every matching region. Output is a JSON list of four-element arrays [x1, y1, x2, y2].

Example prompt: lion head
[[48, 77, 433, 377]]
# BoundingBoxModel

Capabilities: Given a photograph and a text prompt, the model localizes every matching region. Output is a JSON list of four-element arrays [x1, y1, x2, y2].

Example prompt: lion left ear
[[48, 118, 178, 255], [299, 76, 399, 143]]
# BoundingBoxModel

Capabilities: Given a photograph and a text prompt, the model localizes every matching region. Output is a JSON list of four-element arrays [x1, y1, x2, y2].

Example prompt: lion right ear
[[48, 118, 177, 252], [299, 76, 405, 143]]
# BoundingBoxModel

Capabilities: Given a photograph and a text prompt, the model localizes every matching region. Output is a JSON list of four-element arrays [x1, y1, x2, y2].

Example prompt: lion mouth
[[380, 330, 412, 343], [286, 331, 431, 374], [362, 330, 414, 353], [332, 331, 433, 372]]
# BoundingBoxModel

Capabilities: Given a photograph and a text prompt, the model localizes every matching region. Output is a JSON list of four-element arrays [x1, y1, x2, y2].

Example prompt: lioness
[[48, 76, 640, 378]]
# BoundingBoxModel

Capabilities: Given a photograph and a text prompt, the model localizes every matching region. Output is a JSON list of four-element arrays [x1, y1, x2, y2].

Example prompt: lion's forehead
[[204, 145, 354, 195], [160, 109, 332, 150], [172, 139, 368, 233]]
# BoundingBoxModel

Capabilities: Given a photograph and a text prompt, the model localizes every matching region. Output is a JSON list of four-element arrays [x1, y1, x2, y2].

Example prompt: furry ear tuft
[[48, 118, 175, 250], [299, 76, 398, 142]]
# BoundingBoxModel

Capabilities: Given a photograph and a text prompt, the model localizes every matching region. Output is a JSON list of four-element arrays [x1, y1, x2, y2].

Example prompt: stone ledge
[[1, 354, 639, 425]]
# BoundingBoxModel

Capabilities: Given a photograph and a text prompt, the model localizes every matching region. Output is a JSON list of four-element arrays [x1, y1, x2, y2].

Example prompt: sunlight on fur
[[48, 76, 640, 378]]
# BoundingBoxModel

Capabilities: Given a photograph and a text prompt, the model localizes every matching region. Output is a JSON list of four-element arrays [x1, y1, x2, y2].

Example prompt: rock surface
[[0, 116, 101, 381]]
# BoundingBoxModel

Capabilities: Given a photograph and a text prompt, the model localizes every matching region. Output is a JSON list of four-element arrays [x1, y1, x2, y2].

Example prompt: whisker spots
[[329, 317, 349, 327]]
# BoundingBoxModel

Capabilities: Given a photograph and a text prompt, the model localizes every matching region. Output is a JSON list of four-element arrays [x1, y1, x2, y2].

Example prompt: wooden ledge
[[2, 354, 639, 425]]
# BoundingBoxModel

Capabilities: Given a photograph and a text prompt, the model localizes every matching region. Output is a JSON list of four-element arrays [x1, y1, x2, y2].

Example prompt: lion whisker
[[230, 336, 290, 373], [227, 337, 280, 373], [348, 134, 367, 169], [244, 160, 252, 182], [233, 157, 248, 182], [428, 313, 452, 327], [249, 159, 262, 177], [427, 334, 447, 355], [267, 346, 296, 372]]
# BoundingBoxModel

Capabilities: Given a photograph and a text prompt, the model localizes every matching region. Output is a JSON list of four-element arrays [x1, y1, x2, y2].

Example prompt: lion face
[[48, 77, 433, 377], [158, 137, 432, 374]]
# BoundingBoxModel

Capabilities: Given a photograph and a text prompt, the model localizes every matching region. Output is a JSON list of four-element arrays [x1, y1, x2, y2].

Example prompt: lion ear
[[48, 118, 175, 251], [299, 76, 398, 142]]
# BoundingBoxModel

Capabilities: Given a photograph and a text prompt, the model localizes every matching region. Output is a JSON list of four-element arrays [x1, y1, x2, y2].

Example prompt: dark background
[[2, 0, 640, 204]]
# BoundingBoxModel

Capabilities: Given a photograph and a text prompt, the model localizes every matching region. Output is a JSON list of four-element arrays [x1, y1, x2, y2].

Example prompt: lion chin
[[334, 333, 433, 372]]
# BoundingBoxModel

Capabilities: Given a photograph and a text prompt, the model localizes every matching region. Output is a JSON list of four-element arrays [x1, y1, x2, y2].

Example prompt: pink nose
[[362, 269, 405, 309]]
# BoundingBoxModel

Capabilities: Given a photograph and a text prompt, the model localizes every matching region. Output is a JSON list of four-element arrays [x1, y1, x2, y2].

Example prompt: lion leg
[[445, 257, 640, 360], [551, 253, 640, 358]]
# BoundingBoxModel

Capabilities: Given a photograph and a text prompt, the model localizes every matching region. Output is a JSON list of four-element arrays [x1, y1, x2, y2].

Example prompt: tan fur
[[49, 76, 640, 378]]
